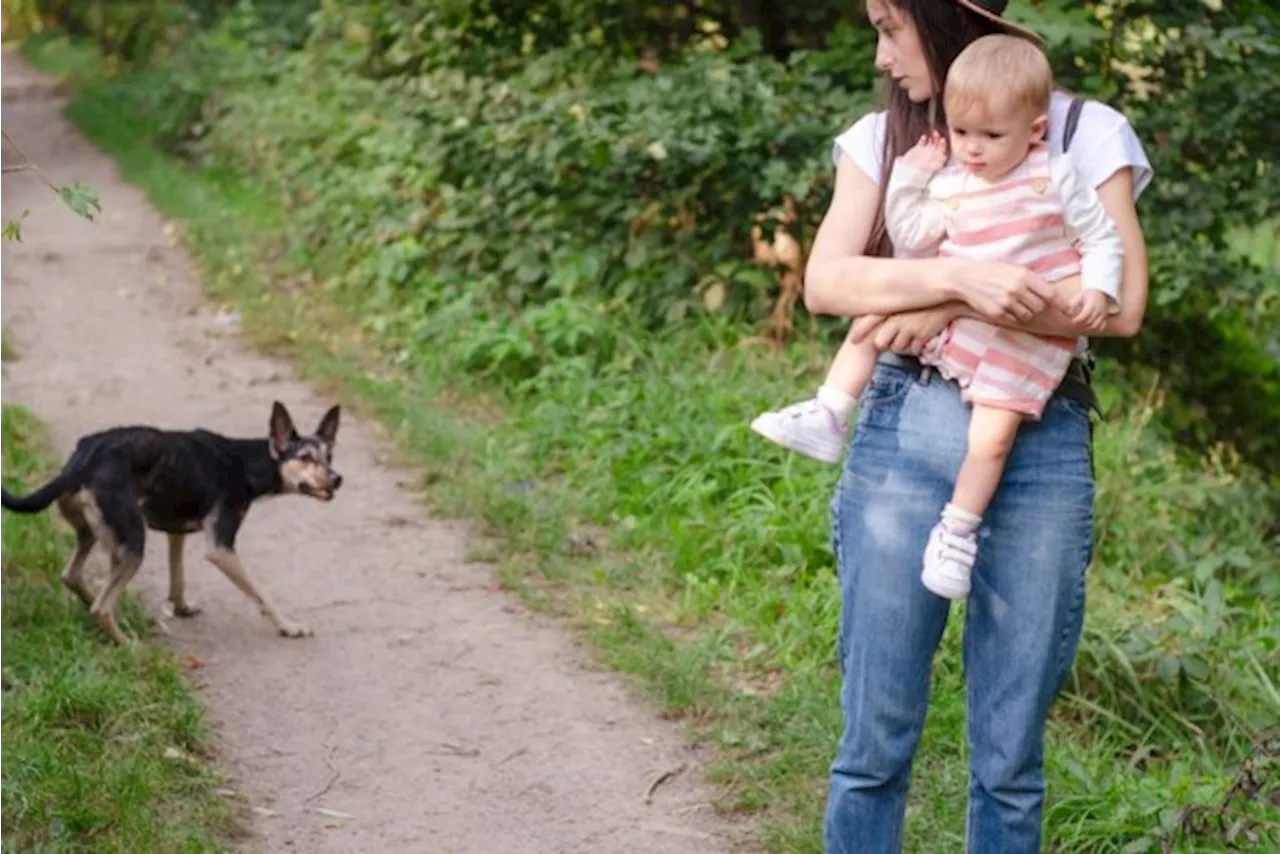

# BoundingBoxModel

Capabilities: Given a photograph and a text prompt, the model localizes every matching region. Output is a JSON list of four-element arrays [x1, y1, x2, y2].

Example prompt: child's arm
[[1052, 156, 1125, 313], [885, 133, 950, 253]]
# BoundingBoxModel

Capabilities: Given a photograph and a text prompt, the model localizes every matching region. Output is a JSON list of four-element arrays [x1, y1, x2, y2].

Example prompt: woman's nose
[[875, 39, 893, 72]]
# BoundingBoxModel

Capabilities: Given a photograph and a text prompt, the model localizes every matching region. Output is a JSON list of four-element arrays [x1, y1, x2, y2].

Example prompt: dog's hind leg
[[85, 482, 146, 645], [55, 493, 97, 608], [89, 547, 144, 645], [203, 513, 311, 638], [166, 534, 201, 617]]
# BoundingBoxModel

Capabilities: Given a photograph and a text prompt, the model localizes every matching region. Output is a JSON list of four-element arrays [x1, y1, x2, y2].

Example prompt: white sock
[[817, 384, 858, 423], [942, 502, 982, 536]]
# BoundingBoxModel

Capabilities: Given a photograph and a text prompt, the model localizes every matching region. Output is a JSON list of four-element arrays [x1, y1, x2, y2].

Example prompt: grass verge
[[1, 403, 242, 853], [1, 333, 15, 362], [20, 34, 1280, 853]]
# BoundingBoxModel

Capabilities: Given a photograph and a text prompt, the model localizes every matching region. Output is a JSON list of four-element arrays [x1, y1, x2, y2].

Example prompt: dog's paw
[[171, 602, 202, 618], [94, 612, 132, 646], [278, 623, 314, 639]]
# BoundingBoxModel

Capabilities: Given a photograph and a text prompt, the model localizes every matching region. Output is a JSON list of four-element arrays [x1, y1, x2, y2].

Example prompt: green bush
[[184, 15, 864, 336]]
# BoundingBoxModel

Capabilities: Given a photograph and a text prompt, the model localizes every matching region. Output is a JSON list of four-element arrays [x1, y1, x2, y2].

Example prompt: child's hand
[[1068, 290, 1110, 332], [902, 131, 948, 172]]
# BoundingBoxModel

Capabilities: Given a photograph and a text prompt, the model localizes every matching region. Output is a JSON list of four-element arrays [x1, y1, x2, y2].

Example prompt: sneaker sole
[[750, 416, 844, 465], [921, 569, 970, 600]]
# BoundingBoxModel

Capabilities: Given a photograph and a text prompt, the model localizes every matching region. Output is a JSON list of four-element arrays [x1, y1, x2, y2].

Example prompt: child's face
[[946, 98, 1048, 182]]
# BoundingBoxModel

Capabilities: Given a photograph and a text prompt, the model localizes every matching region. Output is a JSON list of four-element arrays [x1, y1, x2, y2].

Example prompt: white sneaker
[[921, 522, 978, 599], [750, 398, 848, 465]]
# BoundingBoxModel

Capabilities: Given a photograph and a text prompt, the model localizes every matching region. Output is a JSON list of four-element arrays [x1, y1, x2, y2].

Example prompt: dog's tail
[[0, 448, 88, 514], [1, 471, 76, 514]]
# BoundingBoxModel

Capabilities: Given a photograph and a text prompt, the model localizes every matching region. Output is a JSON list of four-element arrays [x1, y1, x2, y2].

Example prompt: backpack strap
[[1062, 97, 1085, 153], [1059, 96, 1100, 415]]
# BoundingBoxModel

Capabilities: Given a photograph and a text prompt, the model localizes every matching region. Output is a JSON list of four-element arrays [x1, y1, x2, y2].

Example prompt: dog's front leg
[[205, 547, 312, 638], [203, 517, 311, 638]]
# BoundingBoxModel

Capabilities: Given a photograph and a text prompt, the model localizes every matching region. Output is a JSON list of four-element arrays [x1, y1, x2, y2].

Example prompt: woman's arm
[[982, 167, 1147, 338], [803, 154, 955, 317], [804, 154, 1059, 323]]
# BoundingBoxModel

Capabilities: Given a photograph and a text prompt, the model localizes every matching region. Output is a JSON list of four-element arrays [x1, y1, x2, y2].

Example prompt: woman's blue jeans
[[824, 359, 1094, 853]]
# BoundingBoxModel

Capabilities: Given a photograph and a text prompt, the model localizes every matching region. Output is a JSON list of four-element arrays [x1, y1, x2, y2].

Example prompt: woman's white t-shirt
[[832, 91, 1154, 252]]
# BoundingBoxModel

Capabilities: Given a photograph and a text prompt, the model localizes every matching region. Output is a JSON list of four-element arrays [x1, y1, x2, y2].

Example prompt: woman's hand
[[851, 303, 961, 355], [939, 258, 1061, 325]]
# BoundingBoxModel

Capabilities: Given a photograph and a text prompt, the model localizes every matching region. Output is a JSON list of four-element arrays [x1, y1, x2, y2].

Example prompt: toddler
[[751, 34, 1124, 599]]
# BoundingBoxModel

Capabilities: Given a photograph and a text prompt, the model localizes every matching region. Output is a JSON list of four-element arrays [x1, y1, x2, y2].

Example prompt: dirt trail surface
[[2, 53, 738, 853]]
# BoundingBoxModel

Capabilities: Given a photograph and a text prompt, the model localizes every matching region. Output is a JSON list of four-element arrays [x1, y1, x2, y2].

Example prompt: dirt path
[[1, 53, 738, 853]]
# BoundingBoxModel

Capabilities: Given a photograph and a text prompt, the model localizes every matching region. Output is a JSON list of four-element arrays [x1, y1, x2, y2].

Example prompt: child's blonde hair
[[944, 34, 1054, 121]]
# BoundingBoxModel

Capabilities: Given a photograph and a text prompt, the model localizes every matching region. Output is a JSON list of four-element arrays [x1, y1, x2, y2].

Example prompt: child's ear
[[1031, 113, 1049, 144]]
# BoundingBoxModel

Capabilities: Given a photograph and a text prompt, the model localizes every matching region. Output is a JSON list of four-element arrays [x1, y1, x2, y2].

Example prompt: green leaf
[[1155, 656, 1181, 681], [1180, 655, 1210, 681], [57, 182, 101, 222], [2, 210, 29, 243]]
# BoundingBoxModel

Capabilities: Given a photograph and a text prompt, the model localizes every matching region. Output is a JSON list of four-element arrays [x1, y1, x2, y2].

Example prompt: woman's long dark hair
[[865, 0, 1005, 257]]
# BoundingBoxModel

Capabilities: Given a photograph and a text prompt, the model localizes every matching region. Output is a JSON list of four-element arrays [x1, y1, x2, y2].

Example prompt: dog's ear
[[316, 405, 341, 449], [269, 401, 298, 458]]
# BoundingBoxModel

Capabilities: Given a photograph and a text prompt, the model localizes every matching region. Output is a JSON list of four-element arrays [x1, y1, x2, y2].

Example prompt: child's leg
[[750, 325, 879, 465], [921, 404, 1024, 600], [953, 404, 1023, 518], [818, 326, 880, 415]]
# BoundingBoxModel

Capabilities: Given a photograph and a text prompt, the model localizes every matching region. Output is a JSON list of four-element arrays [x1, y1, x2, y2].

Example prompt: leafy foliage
[[1074, 0, 1280, 467], [59, 0, 1276, 479], [104, 1, 866, 340]]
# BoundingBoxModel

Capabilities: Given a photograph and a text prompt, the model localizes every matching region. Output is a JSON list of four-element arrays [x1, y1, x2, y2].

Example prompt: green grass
[[1, 404, 243, 853], [22, 35, 1280, 853], [1, 333, 15, 362]]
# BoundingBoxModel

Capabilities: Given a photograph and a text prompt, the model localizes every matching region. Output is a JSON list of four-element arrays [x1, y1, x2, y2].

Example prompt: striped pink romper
[[891, 145, 1082, 420]]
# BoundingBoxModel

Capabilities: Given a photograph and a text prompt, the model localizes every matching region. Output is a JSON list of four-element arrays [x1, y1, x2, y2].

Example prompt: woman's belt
[[876, 351, 1100, 414]]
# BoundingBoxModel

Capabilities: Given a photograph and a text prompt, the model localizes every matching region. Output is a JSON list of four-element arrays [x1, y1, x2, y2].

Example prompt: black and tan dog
[[1, 401, 343, 644]]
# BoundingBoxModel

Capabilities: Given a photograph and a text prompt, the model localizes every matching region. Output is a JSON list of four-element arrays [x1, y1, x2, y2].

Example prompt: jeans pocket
[[861, 364, 914, 406], [1049, 394, 1093, 427]]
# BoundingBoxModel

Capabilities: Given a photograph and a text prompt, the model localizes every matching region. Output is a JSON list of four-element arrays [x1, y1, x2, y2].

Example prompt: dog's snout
[[331, 472, 343, 490]]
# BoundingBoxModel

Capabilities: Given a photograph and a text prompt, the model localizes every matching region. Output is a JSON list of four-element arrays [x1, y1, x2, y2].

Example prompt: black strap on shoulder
[[1060, 95, 1101, 416], [1062, 97, 1085, 153]]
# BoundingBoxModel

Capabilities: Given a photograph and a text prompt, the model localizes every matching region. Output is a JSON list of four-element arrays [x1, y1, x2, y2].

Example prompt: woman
[[806, 2, 1153, 852]]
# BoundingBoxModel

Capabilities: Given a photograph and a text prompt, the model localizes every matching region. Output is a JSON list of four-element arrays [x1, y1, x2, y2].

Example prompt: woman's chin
[[904, 84, 933, 103]]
